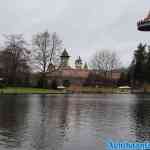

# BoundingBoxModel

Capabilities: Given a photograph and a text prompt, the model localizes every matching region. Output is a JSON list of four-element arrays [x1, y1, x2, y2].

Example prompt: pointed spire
[[84, 62, 88, 70], [60, 49, 70, 67], [61, 49, 70, 57]]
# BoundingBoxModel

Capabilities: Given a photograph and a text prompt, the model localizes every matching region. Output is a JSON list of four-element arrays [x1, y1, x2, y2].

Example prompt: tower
[[75, 56, 83, 69], [84, 62, 88, 70], [60, 49, 70, 67]]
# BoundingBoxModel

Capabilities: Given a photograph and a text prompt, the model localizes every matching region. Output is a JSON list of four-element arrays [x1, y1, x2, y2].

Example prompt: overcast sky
[[0, 0, 150, 66]]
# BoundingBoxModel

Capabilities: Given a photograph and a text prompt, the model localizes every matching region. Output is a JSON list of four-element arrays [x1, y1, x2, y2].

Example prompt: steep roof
[[61, 49, 70, 57], [84, 62, 88, 69]]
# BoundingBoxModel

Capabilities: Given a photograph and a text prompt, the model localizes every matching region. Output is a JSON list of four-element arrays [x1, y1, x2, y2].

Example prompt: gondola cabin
[[137, 11, 150, 31]]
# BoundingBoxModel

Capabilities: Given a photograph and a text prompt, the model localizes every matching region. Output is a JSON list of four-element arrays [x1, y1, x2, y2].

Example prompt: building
[[47, 49, 121, 87]]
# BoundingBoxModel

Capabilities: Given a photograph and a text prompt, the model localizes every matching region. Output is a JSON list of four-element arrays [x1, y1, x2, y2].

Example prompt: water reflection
[[0, 95, 29, 149], [132, 95, 150, 142], [0, 94, 150, 150], [30, 95, 70, 150]]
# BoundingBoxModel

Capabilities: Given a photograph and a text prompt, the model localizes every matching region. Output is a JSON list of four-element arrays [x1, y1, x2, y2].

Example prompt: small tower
[[60, 49, 70, 67], [84, 62, 88, 70], [75, 56, 83, 69]]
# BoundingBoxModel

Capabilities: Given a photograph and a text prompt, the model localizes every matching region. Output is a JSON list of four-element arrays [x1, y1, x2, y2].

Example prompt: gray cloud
[[0, 0, 149, 66]]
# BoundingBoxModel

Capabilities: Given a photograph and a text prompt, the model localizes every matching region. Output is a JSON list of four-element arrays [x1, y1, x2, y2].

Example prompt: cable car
[[137, 11, 150, 31]]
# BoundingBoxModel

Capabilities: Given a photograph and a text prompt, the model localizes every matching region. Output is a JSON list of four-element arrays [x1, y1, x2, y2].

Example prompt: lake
[[0, 94, 149, 150]]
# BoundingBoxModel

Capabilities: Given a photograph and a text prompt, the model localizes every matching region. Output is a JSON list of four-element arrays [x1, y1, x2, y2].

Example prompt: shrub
[[0, 83, 5, 88], [51, 80, 58, 89], [63, 80, 71, 87]]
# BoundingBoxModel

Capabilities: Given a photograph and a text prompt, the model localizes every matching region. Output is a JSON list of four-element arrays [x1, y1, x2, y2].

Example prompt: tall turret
[[75, 56, 83, 69], [60, 49, 70, 67]]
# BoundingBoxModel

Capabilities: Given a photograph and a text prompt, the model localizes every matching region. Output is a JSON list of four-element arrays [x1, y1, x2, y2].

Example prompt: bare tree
[[90, 50, 121, 79], [50, 32, 62, 66], [0, 34, 30, 85], [109, 52, 121, 79], [33, 31, 50, 73], [32, 31, 62, 73], [32, 31, 62, 87]]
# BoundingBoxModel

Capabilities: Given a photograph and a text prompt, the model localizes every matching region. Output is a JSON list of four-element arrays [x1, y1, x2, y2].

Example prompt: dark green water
[[0, 94, 149, 150]]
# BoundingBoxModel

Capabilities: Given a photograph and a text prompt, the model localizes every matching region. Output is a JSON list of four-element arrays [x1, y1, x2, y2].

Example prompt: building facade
[[47, 49, 121, 87]]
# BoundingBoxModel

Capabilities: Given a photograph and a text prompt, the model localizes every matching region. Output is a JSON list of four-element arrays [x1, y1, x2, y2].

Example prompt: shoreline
[[0, 87, 149, 95]]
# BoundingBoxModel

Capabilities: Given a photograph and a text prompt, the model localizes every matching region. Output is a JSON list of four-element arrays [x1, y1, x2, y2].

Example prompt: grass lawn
[[0, 86, 130, 94], [0, 87, 66, 94]]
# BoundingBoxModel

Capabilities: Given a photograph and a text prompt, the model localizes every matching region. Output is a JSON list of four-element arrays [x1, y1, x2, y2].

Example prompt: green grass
[[0, 87, 66, 94], [0, 86, 131, 94]]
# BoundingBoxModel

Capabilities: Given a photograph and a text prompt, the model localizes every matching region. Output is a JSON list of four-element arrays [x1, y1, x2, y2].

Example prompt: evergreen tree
[[130, 43, 147, 85]]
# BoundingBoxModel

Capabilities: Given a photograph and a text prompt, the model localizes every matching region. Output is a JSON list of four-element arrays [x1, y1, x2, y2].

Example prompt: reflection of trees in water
[[132, 95, 150, 141], [27, 94, 150, 149], [67, 94, 137, 141], [1, 94, 147, 150], [31, 95, 70, 150], [0, 95, 29, 148], [57, 94, 137, 149]]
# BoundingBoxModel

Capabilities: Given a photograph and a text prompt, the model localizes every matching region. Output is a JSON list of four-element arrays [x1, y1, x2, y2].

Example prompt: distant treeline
[[0, 31, 148, 88], [0, 31, 63, 88]]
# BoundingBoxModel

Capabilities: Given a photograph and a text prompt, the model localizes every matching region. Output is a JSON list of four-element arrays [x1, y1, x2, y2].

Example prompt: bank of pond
[[0, 86, 149, 94]]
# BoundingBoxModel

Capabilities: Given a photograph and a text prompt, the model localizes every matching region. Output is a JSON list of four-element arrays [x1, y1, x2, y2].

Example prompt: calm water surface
[[0, 94, 149, 150]]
